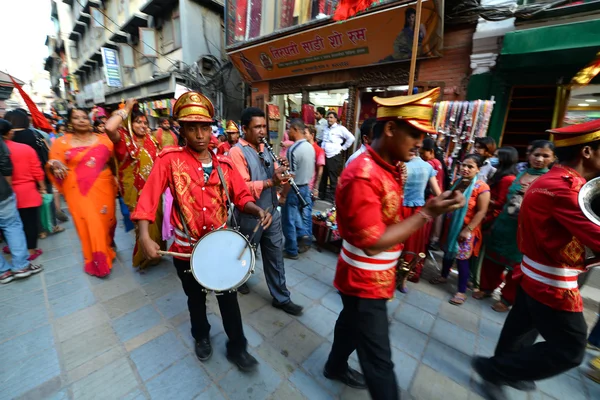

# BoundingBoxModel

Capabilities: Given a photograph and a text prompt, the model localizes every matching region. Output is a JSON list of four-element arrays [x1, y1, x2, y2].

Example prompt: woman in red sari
[[47, 109, 117, 277], [105, 100, 165, 270]]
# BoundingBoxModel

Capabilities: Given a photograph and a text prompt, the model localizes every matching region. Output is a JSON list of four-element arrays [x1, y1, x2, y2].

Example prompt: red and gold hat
[[173, 91, 215, 123], [373, 87, 440, 134], [548, 119, 600, 148], [225, 120, 239, 133]]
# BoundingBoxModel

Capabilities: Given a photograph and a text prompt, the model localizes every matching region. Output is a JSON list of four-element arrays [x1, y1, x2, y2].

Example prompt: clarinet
[[260, 138, 309, 209]]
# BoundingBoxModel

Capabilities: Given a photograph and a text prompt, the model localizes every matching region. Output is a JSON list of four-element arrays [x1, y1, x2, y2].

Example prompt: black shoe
[[195, 338, 213, 361], [472, 356, 508, 400], [323, 366, 367, 389], [227, 350, 259, 372], [237, 283, 250, 295], [505, 380, 536, 392], [272, 300, 303, 316], [283, 251, 299, 260], [298, 245, 310, 254]]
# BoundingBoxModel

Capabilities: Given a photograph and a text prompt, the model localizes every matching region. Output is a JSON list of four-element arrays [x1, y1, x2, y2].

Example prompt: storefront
[[226, 0, 462, 149], [469, 18, 600, 157]]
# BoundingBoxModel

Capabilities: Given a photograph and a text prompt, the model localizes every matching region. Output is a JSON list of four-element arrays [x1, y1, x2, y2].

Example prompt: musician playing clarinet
[[473, 119, 600, 400], [229, 107, 304, 316], [131, 92, 272, 372], [323, 88, 464, 399]]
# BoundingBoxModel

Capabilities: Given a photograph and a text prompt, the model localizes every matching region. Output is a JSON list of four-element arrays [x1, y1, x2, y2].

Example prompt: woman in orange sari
[[105, 100, 165, 270], [47, 108, 116, 277]]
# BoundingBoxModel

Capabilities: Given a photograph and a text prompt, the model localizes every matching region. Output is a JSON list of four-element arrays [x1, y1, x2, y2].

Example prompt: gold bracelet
[[116, 109, 129, 120]]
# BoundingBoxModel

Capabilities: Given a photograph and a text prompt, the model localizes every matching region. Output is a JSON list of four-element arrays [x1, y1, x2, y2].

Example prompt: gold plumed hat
[[373, 87, 440, 134], [548, 118, 600, 148], [173, 91, 215, 123], [225, 120, 240, 133]]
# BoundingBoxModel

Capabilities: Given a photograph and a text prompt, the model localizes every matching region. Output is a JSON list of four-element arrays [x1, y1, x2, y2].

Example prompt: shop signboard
[[227, 1, 443, 82], [101, 47, 123, 88]]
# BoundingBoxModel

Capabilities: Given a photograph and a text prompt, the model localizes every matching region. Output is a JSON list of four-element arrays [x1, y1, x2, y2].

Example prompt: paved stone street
[[1, 214, 599, 400]]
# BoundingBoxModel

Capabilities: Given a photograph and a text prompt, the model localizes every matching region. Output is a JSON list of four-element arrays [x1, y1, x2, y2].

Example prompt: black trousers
[[326, 293, 399, 400], [173, 257, 247, 356], [481, 287, 587, 383], [319, 153, 344, 202], [18, 207, 39, 250]]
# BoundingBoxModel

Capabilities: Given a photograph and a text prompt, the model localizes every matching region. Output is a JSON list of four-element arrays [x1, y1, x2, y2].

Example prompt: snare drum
[[189, 228, 255, 293]]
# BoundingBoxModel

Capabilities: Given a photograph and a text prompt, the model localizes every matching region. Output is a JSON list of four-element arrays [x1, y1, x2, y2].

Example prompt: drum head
[[190, 229, 254, 291]]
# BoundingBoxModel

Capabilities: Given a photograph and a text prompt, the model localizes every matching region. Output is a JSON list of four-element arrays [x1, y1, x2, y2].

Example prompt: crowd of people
[[1, 86, 599, 399]]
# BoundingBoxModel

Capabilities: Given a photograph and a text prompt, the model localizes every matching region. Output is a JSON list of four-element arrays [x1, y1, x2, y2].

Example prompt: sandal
[[52, 226, 65, 234], [429, 276, 448, 285], [491, 301, 510, 313], [472, 290, 492, 300], [27, 249, 43, 261], [449, 293, 467, 306], [38, 232, 48, 240]]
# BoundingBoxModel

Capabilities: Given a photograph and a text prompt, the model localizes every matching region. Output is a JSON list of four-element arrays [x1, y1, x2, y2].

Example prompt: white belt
[[174, 228, 197, 247], [340, 240, 401, 271], [521, 255, 582, 290]]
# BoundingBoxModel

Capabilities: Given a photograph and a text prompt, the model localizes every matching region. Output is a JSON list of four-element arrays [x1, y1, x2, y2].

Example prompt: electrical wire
[[445, 0, 572, 25]]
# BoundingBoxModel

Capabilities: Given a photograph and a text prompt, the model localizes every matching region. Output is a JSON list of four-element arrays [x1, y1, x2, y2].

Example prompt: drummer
[[131, 92, 272, 372]]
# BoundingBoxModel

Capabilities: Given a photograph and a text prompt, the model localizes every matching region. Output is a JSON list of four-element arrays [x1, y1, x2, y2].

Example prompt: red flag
[[333, 0, 372, 21], [8, 75, 54, 133]]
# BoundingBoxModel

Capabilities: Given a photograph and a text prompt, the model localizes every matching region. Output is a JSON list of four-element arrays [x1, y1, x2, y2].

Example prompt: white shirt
[[322, 123, 355, 159], [345, 144, 367, 167], [315, 118, 328, 141]]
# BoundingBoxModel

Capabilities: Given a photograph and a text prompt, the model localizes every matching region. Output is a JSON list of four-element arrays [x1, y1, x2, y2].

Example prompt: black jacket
[[0, 138, 13, 202]]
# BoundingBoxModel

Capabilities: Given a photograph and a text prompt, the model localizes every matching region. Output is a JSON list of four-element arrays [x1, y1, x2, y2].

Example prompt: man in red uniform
[[217, 120, 240, 156], [323, 88, 465, 399], [473, 119, 600, 400], [132, 92, 272, 372]]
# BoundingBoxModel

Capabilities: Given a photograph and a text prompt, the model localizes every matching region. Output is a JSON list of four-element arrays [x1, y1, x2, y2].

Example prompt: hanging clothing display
[[432, 100, 495, 160]]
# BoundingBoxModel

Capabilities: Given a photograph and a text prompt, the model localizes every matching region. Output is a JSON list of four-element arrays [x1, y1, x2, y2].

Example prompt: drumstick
[[157, 250, 191, 258], [238, 206, 272, 260]]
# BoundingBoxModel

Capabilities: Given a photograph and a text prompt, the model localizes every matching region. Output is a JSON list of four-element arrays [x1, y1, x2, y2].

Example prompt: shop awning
[[500, 19, 600, 70]]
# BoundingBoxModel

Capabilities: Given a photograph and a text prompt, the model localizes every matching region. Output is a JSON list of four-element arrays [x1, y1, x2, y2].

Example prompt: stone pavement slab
[[0, 215, 598, 400]]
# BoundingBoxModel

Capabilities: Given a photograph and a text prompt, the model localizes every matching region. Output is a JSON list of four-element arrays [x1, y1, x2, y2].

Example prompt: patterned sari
[[114, 128, 166, 269], [47, 134, 116, 277]]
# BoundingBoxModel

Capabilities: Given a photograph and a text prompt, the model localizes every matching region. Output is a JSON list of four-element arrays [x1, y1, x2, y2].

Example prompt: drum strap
[[172, 199, 194, 246], [216, 165, 239, 229]]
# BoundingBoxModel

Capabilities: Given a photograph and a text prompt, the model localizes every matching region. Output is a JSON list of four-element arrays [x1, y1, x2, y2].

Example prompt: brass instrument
[[578, 176, 600, 226], [260, 137, 309, 209], [578, 177, 600, 284], [396, 252, 426, 288]]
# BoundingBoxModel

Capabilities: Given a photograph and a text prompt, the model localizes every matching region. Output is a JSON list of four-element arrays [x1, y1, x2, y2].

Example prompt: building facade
[[49, 0, 244, 119], [467, 0, 600, 157], [224, 0, 476, 146]]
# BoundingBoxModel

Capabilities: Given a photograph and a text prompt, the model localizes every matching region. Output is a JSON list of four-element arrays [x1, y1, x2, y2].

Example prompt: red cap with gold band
[[225, 120, 240, 133], [173, 91, 215, 123], [373, 87, 440, 134], [548, 119, 600, 148]]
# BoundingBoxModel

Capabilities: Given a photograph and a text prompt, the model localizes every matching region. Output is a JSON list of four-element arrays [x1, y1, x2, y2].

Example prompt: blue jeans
[[282, 185, 312, 256], [0, 194, 30, 272]]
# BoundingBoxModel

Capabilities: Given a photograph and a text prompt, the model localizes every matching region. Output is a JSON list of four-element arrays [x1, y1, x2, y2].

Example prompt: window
[[120, 44, 135, 67], [70, 45, 79, 60], [160, 10, 181, 54], [173, 13, 181, 49], [140, 28, 157, 57], [91, 8, 104, 28]]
